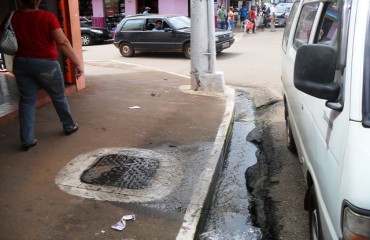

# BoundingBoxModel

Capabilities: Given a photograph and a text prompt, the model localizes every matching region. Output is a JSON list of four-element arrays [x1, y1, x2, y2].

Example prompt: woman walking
[[0, 0, 84, 150], [227, 6, 235, 31]]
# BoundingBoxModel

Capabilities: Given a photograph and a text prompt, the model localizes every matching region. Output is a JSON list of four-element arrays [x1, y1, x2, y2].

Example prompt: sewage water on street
[[199, 91, 262, 240]]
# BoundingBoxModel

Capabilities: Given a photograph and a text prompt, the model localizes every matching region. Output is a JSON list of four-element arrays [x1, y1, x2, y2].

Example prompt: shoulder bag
[[0, 11, 18, 56]]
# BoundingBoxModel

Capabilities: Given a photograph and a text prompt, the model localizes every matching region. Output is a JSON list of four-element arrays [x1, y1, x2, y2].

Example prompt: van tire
[[284, 101, 297, 153], [309, 186, 324, 240], [119, 42, 135, 57], [286, 115, 297, 153]]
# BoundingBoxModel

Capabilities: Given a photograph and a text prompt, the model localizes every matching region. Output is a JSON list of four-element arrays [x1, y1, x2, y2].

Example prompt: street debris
[[128, 106, 141, 109], [111, 214, 136, 231]]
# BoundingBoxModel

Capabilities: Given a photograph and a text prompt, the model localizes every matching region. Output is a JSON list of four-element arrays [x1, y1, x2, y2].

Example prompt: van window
[[121, 19, 145, 31], [316, 2, 340, 46], [282, 1, 299, 52], [293, 2, 319, 49]]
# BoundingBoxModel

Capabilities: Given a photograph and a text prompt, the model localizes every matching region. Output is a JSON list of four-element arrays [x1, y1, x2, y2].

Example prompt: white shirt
[[270, 6, 276, 16]]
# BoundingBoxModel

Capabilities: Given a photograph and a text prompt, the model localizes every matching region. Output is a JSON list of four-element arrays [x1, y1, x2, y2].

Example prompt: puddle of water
[[200, 92, 262, 240]]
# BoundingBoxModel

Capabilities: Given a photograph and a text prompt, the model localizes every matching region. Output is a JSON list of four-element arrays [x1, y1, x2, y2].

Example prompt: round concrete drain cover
[[55, 148, 183, 203], [81, 154, 160, 189]]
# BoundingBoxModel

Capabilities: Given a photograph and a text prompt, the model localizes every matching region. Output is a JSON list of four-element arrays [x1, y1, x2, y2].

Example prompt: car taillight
[[342, 207, 370, 240]]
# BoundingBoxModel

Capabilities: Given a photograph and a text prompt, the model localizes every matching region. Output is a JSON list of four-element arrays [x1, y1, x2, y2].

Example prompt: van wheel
[[285, 102, 297, 153], [309, 186, 324, 240], [183, 43, 191, 59], [119, 42, 135, 57], [286, 115, 297, 153]]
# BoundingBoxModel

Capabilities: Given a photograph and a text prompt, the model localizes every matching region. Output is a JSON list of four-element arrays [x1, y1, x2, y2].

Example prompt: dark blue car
[[113, 14, 235, 58]]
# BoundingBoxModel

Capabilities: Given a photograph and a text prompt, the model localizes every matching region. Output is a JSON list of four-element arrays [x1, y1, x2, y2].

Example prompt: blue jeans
[[217, 21, 226, 29], [13, 57, 76, 144], [228, 19, 234, 31]]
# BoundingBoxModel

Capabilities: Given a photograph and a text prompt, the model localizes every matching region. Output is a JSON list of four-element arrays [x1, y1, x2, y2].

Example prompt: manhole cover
[[81, 154, 160, 189]]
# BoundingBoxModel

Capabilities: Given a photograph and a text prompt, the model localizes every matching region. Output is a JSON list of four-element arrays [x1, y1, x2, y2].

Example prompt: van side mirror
[[294, 44, 340, 102]]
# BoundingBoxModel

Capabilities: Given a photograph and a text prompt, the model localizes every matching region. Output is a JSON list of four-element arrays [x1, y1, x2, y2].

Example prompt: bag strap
[[5, 11, 15, 29]]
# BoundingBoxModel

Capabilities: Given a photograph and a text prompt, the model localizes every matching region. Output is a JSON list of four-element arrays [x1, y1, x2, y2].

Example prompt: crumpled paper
[[111, 214, 136, 231]]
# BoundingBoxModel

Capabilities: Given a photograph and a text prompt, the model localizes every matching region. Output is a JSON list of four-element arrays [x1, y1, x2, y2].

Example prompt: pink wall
[[92, 0, 104, 17], [124, 0, 188, 16], [125, 0, 137, 16], [158, 0, 188, 16], [92, 0, 105, 27]]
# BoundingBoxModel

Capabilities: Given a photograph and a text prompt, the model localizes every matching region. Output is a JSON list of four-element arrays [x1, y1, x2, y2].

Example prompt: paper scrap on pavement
[[128, 106, 141, 109], [111, 214, 136, 231], [111, 219, 126, 231]]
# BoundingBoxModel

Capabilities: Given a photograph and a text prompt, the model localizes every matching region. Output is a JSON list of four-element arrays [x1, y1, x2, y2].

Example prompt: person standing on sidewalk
[[270, 3, 277, 32], [239, 5, 248, 29], [217, 5, 227, 29], [0, 0, 83, 150], [247, 6, 257, 34]]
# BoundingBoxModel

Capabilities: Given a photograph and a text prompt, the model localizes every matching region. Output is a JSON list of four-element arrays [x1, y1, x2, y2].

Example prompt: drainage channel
[[200, 91, 262, 240]]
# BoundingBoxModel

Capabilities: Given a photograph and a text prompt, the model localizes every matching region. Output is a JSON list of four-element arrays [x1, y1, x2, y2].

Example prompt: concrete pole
[[190, 0, 225, 93]]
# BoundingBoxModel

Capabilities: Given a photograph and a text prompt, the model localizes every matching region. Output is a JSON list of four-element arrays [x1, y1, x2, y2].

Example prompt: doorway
[[137, 0, 158, 14]]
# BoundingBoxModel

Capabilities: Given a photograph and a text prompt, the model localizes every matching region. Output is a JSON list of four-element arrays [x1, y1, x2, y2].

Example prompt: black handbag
[[0, 11, 18, 56]]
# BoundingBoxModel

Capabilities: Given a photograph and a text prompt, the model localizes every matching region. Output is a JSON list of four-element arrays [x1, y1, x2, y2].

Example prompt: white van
[[281, 0, 370, 239]]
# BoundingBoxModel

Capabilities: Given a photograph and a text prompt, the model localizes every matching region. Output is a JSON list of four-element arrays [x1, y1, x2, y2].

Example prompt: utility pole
[[190, 0, 225, 93]]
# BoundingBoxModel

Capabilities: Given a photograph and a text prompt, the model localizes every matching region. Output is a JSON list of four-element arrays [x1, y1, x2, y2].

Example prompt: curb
[[176, 86, 236, 239]]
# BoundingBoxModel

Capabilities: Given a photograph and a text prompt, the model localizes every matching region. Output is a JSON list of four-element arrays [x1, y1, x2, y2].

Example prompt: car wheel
[[119, 42, 135, 57], [183, 43, 191, 59], [309, 186, 324, 240], [286, 114, 297, 153], [81, 34, 92, 46], [265, 21, 271, 28]]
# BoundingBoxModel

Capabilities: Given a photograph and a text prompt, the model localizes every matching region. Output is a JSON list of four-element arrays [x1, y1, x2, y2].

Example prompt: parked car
[[282, 0, 370, 239], [80, 17, 92, 27], [275, 3, 293, 17], [80, 27, 112, 46], [113, 14, 235, 58]]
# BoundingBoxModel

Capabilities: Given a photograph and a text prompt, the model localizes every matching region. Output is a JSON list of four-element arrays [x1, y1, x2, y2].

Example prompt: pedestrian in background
[[142, 6, 151, 15], [217, 4, 227, 29], [270, 3, 277, 32], [233, 7, 239, 27], [227, 6, 235, 31], [0, 0, 83, 151], [247, 6, 257, 34], [239, 5, 248, 29]]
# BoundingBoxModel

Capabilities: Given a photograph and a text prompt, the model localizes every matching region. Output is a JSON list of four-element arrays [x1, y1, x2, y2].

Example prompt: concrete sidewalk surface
[[0, 60, 235, 240]]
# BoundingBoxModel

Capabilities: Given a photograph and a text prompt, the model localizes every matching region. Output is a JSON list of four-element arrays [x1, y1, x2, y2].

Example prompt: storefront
[[83, 0, 189, 29]]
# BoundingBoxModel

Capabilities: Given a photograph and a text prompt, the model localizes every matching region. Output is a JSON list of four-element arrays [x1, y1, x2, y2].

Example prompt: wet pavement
[[200, 91, 262, 240]]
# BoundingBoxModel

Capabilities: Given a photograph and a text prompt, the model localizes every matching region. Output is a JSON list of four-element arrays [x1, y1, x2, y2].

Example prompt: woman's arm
[[51, 28, 84, 78]]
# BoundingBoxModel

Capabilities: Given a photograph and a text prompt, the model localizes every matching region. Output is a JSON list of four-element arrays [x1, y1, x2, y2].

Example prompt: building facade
[[80, 0, 190, 29]]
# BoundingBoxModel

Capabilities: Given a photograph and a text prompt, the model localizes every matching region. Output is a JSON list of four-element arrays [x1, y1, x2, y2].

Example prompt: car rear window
[[121, 19, 145, 31]]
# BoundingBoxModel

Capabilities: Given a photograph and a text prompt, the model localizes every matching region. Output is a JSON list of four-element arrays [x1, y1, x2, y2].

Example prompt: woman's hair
[[19, 0, 38, 8]]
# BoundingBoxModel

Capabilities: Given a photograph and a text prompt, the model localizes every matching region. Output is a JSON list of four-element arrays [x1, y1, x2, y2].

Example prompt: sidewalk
[[0, 60, 235, 240]]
